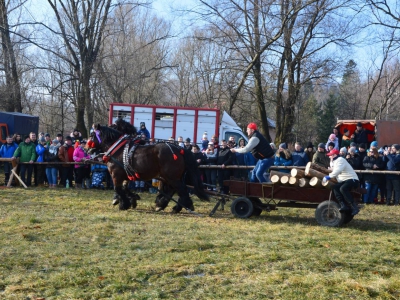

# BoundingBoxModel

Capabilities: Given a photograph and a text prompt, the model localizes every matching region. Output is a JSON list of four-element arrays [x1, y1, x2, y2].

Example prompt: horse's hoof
[[172, 205, 183, 213], [112, 199, 120, 205], [155, 207, 164, 212]]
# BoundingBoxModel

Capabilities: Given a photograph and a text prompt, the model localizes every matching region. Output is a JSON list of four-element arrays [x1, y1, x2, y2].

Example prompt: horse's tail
[[182, 148, 209, 201]]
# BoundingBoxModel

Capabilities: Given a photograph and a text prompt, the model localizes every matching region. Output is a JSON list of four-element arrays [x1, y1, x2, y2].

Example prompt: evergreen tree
[[317, 93, 339, 143]]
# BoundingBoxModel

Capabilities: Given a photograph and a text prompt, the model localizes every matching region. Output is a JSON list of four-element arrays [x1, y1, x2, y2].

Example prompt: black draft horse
[[89, 121, 209, 212]]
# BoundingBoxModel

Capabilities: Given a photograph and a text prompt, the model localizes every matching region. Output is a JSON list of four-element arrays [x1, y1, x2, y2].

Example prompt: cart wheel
[[231, 197, 253, 218], [315, 200, 345, 227], [342, 212, 354, 224]]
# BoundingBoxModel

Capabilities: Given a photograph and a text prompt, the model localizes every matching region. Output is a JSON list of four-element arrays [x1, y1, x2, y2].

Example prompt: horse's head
[[88, 124, 121, 152], [113, 118, 138, 136]]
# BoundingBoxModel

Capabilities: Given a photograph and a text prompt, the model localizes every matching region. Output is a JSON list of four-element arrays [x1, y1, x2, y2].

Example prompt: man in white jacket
[[324, 149, 360, 215]]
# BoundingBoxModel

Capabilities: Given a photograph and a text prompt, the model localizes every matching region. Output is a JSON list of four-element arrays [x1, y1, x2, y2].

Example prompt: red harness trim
[[102, 138, 129, 163]]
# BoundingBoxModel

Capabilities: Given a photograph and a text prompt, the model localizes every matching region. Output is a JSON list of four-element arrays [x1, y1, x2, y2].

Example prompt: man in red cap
[[324, 148, 360, 215], [230, 122, 274, 182]]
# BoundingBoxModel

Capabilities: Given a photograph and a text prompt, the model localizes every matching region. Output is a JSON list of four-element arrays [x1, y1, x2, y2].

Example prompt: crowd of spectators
[[1, 121, 399, 206]]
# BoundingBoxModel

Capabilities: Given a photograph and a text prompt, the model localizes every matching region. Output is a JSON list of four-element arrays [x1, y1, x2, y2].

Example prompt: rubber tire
[[231, 197, 254, 219], [315, 200, 345, 227]]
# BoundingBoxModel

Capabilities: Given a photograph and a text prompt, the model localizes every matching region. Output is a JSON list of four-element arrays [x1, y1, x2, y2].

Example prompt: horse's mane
[[98, 125, 122, 143], [113, 118, 137, 136]]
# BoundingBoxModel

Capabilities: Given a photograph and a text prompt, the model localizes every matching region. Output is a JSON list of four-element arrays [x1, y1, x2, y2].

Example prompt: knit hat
[[350, 142, 357, 147], [52, 139, 59, 144], [65, 136, 72, 141], [393, 144, 400, 151], [340, 147, 347, 154], [329, 134, 336, 140], [318, 143, 325, 148], [39, 137, 46, 143], [202, 132, 208, 140], [371, 141, 378, 148], [279, 143, 286, 149], [359, 143, 366, 149], [328, 142, 335, 148], [57, 133, 62, 137], [247, 123, 257, 130], [73, 128, 79, 132], [185, 138, 191, 143], [45, 133, 50, 137], [357, 122, 362, 127], [306, 142, 313, 149], [140, 122, 145, 127]]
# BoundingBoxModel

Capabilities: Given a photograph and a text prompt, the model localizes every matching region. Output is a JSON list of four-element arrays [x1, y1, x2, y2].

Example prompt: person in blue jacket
[[137, 122, 150, 139], [0, 135, 18, 185], [292, 142, 309, 167], [274, 143, 293, 173]]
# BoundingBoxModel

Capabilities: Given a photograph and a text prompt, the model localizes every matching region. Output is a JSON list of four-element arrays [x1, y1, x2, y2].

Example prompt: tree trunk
[[306, 162, 330, 175], [0, 0, 22, 112], [299, 178, 310, 187], [309, 177, 322, 188]]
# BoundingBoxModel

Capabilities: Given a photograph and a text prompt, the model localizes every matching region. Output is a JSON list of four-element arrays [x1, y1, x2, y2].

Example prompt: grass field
[[1, 185, 400, 300]]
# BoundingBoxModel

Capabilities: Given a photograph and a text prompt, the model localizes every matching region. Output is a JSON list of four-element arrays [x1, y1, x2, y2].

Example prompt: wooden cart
[[214, 180, 365, 227]]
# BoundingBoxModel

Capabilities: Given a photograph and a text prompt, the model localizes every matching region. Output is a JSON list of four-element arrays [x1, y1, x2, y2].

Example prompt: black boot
[[338, 201, 351, 213], [350, 203, 360, 216]]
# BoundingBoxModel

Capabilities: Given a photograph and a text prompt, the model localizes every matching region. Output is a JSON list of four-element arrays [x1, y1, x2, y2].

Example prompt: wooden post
[[11, 169, 27, 188], [290, 168, 306, 178]]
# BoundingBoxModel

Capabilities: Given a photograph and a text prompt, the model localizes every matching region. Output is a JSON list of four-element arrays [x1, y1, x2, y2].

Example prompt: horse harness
[[102, 135, 182, 181]]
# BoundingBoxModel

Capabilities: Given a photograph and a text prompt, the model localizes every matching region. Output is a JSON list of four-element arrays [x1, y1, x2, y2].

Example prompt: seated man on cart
[[324, 149, 360, 216], [230, 122, 275, 183]]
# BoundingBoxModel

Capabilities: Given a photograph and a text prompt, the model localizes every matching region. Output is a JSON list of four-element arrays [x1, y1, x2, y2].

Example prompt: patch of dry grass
[[0, 185, 400, 299]]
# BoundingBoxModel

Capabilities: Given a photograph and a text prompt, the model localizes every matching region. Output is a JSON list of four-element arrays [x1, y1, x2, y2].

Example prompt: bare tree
[[0, 0, 24, 112], [44, 0, 113, 136]]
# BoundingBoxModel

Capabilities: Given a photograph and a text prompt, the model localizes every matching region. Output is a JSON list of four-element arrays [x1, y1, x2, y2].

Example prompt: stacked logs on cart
[[270, 162, 337, 189]]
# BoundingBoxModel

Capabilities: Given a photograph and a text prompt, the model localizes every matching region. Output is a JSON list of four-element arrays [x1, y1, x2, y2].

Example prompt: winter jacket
[[13, 141, 36, 162], [304, 149, 315, 163], [382, 153, 400, 180], [193, 151, 206, 166], [204, 148, 217, 164], [353, 128, 374, 145], [325, 137, 339, 151], [363, 155, 384, 184], [36, 144, 47, 163], [329, 157, 359, 183], [312, 150, 330, 169], [341, 135, 352, 149], [274, 150, 293, 173], [216, 146, 234, 166], [58, 143, 75, 167], [137, 128, 150, 139], [346, 153, 361, 170], [0, 142, 18, 158], [292, 149, 309, 167], [73, 146, 91, 168]]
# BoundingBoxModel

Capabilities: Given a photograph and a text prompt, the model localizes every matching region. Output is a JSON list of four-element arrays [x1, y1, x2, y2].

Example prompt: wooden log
[[306, 162, 330, 175], [270, 170, 291, 178], [289, 177, 299, 185], [305, 164, 338, 184], [280, 175, 290, 185], [309, 176, 323, 188], [270, 175, 281, 184], [298, 178, 310, 187], [321, 180, 335, 189], [290, 168, 306, 178]]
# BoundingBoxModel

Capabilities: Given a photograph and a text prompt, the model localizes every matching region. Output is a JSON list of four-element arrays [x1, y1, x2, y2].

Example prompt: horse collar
[[102, 134, 130, 163]]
